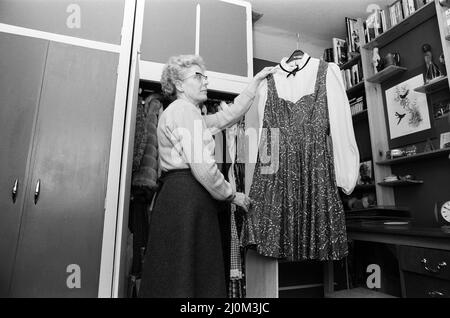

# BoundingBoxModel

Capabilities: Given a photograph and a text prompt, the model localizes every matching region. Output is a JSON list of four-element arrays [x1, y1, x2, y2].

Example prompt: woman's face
[[179, 65, 208, 105]]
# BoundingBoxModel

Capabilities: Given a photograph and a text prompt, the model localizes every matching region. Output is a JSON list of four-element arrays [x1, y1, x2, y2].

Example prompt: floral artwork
[[385, 74, 431, 140]]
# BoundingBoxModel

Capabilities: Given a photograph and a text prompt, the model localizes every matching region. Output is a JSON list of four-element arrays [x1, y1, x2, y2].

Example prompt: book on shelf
[[445, 8, 450, 34], [380, 9, 389, 33], [332, 37, 348, 66], [341, 69, 351, 90], [389, 0, 404, 28], [389, 6, 397, 27], [345, 17, 360, 55], [350, 96, 365, 115], [341, 59, 364, 90], [401, 0, 411, 19], [323, 47, 334, 63], [407, 0, 416, 16], [416, 0, 433, 10], [364, 6, 390, 43]]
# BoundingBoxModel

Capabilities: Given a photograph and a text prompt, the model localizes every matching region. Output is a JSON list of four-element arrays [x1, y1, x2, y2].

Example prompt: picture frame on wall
[[385, 74, 433, 147], [357, 160, 374, 185]]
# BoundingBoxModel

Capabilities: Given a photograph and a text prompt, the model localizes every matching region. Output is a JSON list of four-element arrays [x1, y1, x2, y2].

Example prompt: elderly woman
[[139, 54, 275, 298]]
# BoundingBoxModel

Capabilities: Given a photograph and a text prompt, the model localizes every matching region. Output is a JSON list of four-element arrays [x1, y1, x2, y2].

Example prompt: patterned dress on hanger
[[241, 60, 348, 261]]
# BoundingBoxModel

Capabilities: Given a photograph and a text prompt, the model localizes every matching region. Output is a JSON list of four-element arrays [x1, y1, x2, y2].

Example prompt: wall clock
[[435, 200, 450, 231]]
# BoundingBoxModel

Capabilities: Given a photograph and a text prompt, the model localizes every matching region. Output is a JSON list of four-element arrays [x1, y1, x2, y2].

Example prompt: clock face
[[441, 201, 450, 223]]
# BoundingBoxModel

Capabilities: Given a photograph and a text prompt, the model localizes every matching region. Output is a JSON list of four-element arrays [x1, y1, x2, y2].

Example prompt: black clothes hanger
[[286, 33, 304, 63], [286, 50, 304, 64], [279, 56, 311, 78], [279, 33, 311, 77]]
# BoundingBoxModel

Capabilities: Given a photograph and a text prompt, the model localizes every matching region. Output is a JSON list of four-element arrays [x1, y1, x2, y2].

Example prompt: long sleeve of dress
[[160, 99, 234, 200], [326, 63, 360, 195]]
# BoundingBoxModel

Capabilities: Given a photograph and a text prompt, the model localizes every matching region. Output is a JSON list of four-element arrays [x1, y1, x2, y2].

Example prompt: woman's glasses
[[183, 72, 208, 82]]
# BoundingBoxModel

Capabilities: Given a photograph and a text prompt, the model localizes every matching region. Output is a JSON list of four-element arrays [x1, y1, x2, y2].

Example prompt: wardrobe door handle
[[34, 179, 41, 204], [428, 291, 445, 298], [421, 258, 447, 273], [12, 179, 19, 203]]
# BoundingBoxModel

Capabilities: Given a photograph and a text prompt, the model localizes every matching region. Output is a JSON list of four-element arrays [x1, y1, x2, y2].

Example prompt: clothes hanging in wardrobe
[[241, 55, 359, 261], [226, 117, 246, 298], [132, 95, 148, 174], [132, 93, 163, 192], [128, 93, 163, 278]]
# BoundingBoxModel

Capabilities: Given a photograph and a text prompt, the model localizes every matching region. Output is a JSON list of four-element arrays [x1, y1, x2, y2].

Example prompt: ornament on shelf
[[423, 138, 435, 152], [372, 47, 381, 73], [422, 43, 442, 83]]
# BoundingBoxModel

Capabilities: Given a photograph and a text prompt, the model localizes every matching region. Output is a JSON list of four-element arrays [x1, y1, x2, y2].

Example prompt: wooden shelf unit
[[325, 0, 450, 299], [346, 80, 365, 97], [413, 75, 449, 93], [352, 183, 376, 191], [378, 180, 424, 187], [377, 148, 450, 165], [340, 54, 361, 70], [363, 2, 437, 50], [347, 206, 410, 213], [352, 109, 368, 123], [366, 65, 408, 83]]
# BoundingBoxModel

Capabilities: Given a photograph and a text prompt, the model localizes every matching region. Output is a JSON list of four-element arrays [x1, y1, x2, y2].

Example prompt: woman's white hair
[[160, 54, 206, 100]]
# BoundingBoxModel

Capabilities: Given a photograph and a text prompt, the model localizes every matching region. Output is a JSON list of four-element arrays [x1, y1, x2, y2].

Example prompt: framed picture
[[385, 74, 433, 147], [332, 37, 347, 65], [357, 160, 373, 185]]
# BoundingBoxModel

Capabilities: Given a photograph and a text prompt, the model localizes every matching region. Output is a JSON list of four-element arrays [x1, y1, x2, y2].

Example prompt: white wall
[[253, 25, 332, 63]]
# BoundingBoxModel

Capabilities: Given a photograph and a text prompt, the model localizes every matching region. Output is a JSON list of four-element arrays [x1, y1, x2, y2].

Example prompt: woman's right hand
[[232, 192, 253, 212]]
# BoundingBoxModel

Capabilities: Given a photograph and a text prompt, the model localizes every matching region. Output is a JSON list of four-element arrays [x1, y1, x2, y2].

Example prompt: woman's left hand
[[246, 66, 278, 95]]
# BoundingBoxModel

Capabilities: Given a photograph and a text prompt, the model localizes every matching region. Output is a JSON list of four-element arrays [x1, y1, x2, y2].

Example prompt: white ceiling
[[249, 0, 392, 61]]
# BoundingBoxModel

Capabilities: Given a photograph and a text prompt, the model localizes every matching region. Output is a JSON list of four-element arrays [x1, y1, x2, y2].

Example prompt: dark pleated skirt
[[139, 169, 226, 298]]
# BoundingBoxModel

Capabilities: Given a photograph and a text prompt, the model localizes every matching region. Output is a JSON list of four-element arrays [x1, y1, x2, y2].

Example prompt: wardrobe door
[[199, 0, 248, 77], [0, 33, 48, 297], [9, 42, 119, 297], [0, 0, 126, 45], [140, 0, 197, 63]]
